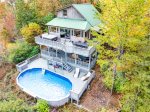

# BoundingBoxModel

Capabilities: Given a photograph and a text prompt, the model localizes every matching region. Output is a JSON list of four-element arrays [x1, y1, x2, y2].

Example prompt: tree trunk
[[107, 63, 117, 106]]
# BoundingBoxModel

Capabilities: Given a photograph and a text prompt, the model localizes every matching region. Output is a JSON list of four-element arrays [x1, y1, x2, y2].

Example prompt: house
[[16, 3, 100, 106], [35, 3, 100, 71]]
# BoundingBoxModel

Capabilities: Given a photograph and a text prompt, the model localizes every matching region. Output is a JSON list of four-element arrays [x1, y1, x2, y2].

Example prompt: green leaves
[[8, 42, 40, 64], [34, 99, 50, 112], [93, 0, 150, 111], [15, 0, 38, 30]]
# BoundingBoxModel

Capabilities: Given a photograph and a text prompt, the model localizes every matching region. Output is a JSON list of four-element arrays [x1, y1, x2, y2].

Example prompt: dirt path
[[80, 65, 121, 112]]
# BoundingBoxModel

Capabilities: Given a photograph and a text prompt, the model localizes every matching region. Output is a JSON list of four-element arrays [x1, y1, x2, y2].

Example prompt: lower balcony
[[40, 49, 97, 71]]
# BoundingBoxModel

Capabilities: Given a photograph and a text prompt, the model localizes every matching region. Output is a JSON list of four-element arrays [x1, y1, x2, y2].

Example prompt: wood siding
[[57, 6, 84, 20]]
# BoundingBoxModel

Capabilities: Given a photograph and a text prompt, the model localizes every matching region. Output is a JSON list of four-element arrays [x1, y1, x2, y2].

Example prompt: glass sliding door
[[60, 28, 70, 39]]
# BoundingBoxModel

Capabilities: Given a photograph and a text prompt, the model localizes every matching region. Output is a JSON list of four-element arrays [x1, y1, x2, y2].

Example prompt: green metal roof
[[72, 4, 100, 26], [46, 18, 91, 31]]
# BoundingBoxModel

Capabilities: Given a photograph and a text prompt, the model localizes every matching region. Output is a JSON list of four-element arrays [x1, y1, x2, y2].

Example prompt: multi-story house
[[35, 3, 100, 71]]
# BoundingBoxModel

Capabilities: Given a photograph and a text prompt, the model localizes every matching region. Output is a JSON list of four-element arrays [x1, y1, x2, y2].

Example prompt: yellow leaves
[[21, 23, 42, 44]]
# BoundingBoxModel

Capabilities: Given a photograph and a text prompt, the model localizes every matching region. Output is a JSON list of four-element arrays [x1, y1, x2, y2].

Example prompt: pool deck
[[27, 58, 95, 103]]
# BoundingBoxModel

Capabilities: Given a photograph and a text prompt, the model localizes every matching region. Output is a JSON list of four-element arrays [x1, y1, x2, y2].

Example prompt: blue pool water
[[17, 68, 72, 101]]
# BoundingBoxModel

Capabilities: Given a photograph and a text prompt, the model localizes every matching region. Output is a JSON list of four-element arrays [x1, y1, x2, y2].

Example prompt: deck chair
[[74, 68, 80, 78], [81, 72, 91, 81]]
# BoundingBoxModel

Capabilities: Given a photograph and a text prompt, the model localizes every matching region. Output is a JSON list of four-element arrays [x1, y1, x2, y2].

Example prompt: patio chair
[[74, 68, 80, 78], [81, 72, 91, 81]]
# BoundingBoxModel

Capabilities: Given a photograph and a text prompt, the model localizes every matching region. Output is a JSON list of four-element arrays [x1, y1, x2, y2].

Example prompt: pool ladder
[[42, 68, 45, 75]]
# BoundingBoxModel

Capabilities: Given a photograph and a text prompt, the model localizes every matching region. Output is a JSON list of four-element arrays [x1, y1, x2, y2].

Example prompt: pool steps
[[42, 68, 45, 75]]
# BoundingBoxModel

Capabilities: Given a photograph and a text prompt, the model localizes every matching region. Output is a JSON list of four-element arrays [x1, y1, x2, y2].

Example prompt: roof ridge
[[56, 17, 86, 21], [72, 3, 91, 5]]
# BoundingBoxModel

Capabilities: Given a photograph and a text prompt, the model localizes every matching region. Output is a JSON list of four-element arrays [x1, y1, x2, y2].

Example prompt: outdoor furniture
[[48, 59, 73, 72], [81, 72, 91, 81], [71, 36, 85, 43], [74, 68, 80, 78], [73, 42, 88, 48]]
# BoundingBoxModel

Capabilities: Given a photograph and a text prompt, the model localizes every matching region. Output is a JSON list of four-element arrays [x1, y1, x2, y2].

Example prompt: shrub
[[21, 23, 42, 44], [0, 96, 32, 112], [34, 99, 51, 112], [8, 41, 40, 64]]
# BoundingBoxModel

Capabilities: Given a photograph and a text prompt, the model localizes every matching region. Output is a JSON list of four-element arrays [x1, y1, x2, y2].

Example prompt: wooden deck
[[16, 56, 95, 105]]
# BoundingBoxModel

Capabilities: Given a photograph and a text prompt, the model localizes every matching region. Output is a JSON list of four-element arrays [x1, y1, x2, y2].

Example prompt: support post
[[56, 49, 57, 58], [83, 31, 85, 37], [65, 52, 67, 62], [73, 29, 75, 36], [48, 47, 50, 56], [40, 45, 42, 54], [70, 29, 72, 37], [88, 55, 91, 70], [48, 26, 49, 34], [49, 26, 51, 34], [80, 30, 82, 37], [75, 54, 77, 66], [56, 27, 57, 33], [89, 30, 91, 39]]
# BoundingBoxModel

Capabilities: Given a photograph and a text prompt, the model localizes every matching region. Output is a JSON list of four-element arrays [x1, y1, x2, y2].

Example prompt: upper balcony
[[35, 33, 95, 57]]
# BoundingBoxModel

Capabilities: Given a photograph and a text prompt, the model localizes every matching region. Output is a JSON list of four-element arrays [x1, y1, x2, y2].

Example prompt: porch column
[[88, 30, 91, 39], [56, 49, 58, 57], [83, 31, 85, 37], [49, 26, 51, 34], [65, 52, 67, 62], [75, 54, 77, 66], [48, 26, 49, 34], [48, 47, 50, 56], [70, 29, 72, 36], [80, 31, 82, 37], [56, 27, 58, 33], [88, 55, 91, 70], [40, 45, 42, 54], [58, 27, 60, 38], [73, 29, 75, 36]]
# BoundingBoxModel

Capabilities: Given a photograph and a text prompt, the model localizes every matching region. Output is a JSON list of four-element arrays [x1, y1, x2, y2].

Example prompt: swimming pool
[[17, 68, 72, 106]]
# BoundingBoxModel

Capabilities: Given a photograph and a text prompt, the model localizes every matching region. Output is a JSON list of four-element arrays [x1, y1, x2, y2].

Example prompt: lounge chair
[[74, 68, 80, 78], [81, 72, 91, 81]]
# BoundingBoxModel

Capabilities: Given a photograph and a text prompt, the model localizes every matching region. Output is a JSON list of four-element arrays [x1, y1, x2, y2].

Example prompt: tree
[[36, 13, 54, 31], [34, 0, 61, 16], [0, 28, 10, 50], [8, 41, 40, 64], [0, 2, 16, 53], [20, 23, 42, 44], [92, 0, 150, 111], [15, 0, 37, 30]]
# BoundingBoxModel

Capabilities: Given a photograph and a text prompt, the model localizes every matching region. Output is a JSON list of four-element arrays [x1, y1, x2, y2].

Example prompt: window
[[63, 9, 67, 16]]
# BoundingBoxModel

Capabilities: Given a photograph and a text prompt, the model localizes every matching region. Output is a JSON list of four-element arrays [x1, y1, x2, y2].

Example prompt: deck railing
[[70, 70, 95, 104], [16, 54, 40, 72], [35, 36, 95, 57], [41, 50, 90, 69]]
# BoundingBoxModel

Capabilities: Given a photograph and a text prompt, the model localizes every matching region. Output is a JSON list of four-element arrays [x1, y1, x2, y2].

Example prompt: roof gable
[[72, 4, 101, 26]]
